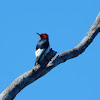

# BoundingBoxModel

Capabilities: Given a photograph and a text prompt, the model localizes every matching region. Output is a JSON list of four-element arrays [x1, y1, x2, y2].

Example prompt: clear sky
[[0, 0, 100, 100]]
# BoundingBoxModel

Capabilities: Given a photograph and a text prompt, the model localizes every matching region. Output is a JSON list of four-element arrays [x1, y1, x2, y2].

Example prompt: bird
[[35, 33, 50, 65]]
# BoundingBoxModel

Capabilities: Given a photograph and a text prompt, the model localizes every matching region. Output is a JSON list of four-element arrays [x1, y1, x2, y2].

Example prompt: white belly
[[35, 46, 50, 61]]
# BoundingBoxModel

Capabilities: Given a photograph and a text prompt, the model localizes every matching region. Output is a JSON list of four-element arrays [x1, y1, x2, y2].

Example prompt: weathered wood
[[46, 12, 100, 69], [0, 49, 57, 100], [0, 12, 100, 100]]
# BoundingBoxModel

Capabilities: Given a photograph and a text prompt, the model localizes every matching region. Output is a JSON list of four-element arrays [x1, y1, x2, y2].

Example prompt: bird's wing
[[35, 48, 46, 65], [35, 48, 45, 58]]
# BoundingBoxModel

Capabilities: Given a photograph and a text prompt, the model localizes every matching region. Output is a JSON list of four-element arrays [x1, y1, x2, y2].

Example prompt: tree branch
[[0, 12, 100, 100]]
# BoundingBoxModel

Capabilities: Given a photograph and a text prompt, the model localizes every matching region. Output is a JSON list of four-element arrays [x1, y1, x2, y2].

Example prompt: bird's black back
[[36, 39, 49, 50]]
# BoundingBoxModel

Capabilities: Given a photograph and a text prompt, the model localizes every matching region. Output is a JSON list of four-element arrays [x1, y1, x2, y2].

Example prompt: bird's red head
[[37, 33, 49, 39]]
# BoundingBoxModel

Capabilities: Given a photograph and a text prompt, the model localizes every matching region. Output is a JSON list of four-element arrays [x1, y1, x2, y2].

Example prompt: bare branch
[[47, 12, 100, 69], [0, 49, 57, 100], [0, 12, 100, 100]]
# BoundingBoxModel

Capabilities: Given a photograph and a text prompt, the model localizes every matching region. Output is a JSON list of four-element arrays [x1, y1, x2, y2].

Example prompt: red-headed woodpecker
[[35, 33, 50, 65]]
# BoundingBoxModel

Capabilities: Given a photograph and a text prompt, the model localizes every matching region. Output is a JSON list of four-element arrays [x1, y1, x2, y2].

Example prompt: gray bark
[[0, 12, 100, 100]]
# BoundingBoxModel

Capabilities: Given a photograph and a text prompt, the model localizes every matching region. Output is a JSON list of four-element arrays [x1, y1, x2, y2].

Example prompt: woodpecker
[[35, 33, 50, 65]]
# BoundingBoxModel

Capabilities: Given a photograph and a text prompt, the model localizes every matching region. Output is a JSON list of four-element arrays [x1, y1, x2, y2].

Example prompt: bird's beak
[[37, 33, 41, 36]]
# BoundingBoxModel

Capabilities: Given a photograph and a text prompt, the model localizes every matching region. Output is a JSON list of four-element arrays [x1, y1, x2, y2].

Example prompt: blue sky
[[0, 0, 100, 100]]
